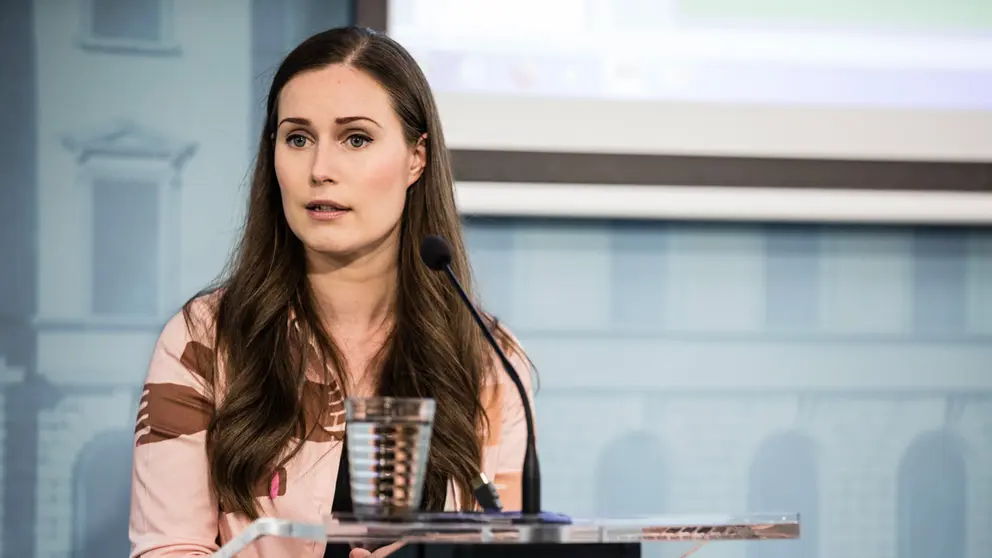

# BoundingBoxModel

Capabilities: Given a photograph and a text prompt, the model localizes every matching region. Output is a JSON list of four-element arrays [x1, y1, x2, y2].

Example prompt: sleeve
[[490, 338, 536, 512], [129, 309, 220, 557]]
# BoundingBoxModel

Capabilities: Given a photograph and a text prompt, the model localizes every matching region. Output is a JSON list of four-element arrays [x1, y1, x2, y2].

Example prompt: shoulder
[[136, 292, 222, 448], [160, 289, 221, 341], [149, 290, 223, 387], [480, 318, 536, 442], [487, 317, 535, 396]]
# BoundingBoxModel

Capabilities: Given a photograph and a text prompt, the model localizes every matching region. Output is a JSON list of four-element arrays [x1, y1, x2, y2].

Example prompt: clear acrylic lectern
[[211, 512, 799, 557]]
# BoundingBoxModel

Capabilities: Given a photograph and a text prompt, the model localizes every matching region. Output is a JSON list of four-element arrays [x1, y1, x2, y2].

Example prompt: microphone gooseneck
[[420, 234, 542, 516]]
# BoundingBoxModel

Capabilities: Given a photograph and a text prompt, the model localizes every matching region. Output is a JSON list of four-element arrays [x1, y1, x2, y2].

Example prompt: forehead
[[277, 64, 393, 121]]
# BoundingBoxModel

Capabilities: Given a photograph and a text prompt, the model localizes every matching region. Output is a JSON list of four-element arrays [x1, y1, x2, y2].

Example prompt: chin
[[291, 222, 400, 262], [302, 229, 392, 260], [302, 237, 361, 258]]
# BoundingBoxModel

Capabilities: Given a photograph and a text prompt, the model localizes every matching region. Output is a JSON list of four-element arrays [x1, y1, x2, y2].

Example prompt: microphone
[[420, 234, 542, 517]]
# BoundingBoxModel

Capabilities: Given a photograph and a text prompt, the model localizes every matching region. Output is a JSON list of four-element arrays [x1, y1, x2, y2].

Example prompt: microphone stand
[[438, 264, 542, 517]]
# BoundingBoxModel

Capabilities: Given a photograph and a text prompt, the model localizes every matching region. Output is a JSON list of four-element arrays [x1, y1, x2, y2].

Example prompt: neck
[[306, 241, 398, 337]]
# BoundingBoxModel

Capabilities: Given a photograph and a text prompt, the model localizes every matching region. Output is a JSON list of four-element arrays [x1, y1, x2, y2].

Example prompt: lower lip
[[306, 208, 350, 221]]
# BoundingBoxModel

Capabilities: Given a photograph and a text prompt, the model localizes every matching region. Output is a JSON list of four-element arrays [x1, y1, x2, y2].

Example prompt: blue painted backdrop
[[0, 2, 989, 558]]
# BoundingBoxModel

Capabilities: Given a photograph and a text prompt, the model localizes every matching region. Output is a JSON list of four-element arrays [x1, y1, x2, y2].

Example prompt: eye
[[286, 133, 311, 148], [346, 134, 373, 149]]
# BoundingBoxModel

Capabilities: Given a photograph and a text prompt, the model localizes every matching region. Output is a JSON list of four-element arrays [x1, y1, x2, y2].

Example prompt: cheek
[[357, 151, 411, 214], [273, 149, 312, 229], [273, 149, 302, 196]]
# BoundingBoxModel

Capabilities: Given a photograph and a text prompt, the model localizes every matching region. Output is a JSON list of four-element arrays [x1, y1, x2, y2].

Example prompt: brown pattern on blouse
[[135, 341, 214, 446], [301, 379, 346, 443]]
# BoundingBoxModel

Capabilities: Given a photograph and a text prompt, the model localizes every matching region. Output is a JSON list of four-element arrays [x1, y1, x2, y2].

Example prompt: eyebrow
[[277, 116, 382, 128]]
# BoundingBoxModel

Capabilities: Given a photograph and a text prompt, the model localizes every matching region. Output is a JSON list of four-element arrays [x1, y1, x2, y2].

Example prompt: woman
[[129, 26, 534, 558]]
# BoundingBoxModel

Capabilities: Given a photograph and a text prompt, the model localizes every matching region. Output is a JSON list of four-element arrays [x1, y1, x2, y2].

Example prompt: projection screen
[[385, 0, 992, 224]]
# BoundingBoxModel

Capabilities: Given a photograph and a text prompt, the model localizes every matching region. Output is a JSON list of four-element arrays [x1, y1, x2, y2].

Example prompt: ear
[[407, 134, 428, 188]]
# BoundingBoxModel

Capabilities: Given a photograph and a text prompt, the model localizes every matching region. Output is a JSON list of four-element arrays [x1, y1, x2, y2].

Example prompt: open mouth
[[305, 200, 351, 220], [306, 201, 349, 212]]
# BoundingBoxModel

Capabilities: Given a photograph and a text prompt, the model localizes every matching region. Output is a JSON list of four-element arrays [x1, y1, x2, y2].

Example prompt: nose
[[309, 141, 338, 185]]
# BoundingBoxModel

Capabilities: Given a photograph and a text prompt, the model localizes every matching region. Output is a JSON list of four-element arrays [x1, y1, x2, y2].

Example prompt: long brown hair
[[185, 26, 510, 519]]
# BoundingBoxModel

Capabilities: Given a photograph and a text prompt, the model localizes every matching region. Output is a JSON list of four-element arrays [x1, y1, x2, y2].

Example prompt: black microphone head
[[420, 235, 453, 271]]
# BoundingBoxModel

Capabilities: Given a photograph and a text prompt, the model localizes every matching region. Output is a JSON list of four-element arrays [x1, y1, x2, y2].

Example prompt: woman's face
[[274, 63, 425, 263]]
